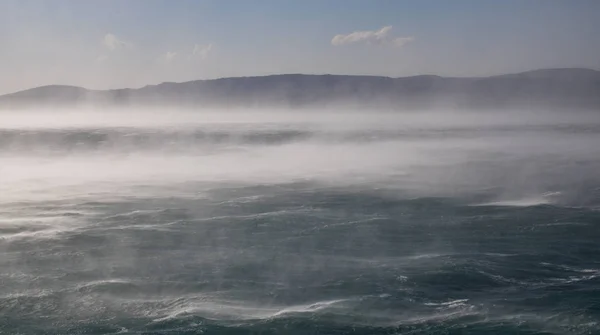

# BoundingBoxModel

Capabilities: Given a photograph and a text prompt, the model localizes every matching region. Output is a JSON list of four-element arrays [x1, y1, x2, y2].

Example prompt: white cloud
[[159, 44, 212, 64], [103, 33, 132, 51], [331, 26, 414, 47], [165, 51, 177, 63], [192, 43, 213, 59], [391, 37, 414, 47], [95, 54, 108, 63]]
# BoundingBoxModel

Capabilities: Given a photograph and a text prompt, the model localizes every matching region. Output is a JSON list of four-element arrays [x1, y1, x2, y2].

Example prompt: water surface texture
[[1, 110, 600, 334]]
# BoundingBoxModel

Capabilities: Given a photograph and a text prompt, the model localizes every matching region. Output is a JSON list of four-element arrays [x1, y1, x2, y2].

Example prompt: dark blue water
[[1, 112, 599, 334]]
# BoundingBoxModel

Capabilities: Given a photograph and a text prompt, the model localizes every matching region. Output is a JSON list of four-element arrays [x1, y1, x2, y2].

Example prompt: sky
[[0, 0, 599, 94]]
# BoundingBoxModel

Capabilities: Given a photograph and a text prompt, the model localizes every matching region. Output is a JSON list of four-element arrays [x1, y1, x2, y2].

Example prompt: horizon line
[[4, 67, 599, 96]]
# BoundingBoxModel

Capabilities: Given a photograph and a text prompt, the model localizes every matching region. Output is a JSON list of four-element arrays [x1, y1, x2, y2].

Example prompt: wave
[[538, 264, 600, 285], [151, 297, 354, 323], [472, 192, 562, 207], [423, 299, 470, 308], [0, 211, 89, 241], [4, 124, 597, 155]]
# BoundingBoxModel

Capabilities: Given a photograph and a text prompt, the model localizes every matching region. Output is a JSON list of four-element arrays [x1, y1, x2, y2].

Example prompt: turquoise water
[[1, 113, 599, 334]]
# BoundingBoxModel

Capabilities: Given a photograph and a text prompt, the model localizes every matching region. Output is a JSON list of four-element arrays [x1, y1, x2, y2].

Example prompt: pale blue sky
[[0, 0, 598, 94]]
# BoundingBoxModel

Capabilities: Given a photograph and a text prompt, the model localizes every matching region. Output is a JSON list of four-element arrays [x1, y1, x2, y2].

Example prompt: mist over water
[[1, 108, 600, 334]]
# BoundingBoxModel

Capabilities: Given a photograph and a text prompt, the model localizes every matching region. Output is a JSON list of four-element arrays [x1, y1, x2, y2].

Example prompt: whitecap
[[472, 192, 562, 207], [473, 197, 551, 207], [424, 299, 469, 308], [152, 297, 353, 322]]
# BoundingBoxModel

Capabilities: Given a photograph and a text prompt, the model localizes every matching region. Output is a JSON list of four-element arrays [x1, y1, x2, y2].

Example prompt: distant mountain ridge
[[1, 68, 599, 110]]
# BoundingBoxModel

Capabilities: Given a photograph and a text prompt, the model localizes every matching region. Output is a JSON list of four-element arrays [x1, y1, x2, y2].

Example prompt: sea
[[1, 109, 599, 334]]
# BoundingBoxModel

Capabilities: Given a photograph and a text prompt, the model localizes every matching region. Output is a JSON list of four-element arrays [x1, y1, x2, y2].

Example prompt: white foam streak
[[152, 298, 352, 322]]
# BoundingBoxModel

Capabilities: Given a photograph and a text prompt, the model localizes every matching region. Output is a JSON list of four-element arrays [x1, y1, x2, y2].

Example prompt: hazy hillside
[[1, 68, 599, 110]]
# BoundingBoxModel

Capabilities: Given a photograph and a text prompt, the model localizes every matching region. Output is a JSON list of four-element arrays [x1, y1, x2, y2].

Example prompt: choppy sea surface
[[1, 110, 600, 334]]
